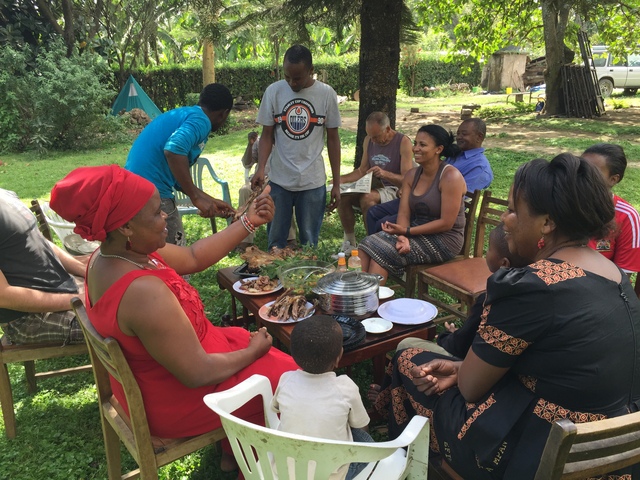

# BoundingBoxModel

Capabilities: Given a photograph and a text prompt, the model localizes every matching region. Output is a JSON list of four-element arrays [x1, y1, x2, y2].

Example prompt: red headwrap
[[50, 165, 156, 242]]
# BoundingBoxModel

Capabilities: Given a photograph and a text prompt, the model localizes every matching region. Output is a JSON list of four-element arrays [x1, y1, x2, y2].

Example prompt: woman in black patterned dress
[[372, 153, 640, 479]]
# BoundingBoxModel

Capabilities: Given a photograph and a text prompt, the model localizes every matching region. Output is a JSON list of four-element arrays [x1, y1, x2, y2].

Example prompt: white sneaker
[[331, 240, 356, 259]]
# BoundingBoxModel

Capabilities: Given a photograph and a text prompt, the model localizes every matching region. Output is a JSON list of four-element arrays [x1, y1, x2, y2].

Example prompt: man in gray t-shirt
[[252, 44, 341, 249]]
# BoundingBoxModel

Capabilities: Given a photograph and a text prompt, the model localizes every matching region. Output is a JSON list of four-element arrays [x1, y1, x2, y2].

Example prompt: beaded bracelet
[[240, 213, 256, 234], [244, 213, 256, 231]]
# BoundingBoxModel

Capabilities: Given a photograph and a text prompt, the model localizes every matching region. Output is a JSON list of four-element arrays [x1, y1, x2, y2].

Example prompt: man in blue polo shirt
[[125, 83, 234, 245], [365, 118, 492, 233]]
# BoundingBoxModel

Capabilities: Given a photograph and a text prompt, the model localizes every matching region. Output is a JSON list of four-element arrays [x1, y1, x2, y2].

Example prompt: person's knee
[[360, 191, 380, 210]]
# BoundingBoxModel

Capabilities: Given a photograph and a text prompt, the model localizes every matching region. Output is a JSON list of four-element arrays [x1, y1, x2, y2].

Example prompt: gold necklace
[[98, 251, 150, 269]]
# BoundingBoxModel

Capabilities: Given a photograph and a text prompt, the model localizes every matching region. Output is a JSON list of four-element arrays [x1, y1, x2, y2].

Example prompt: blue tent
[[111, 75, 162, 119]]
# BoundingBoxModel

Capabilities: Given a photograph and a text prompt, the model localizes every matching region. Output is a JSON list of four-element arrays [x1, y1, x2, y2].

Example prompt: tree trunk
[[541, 0, 570, 115], [355, 0, 402, 166], [203, 39, 216, 87]]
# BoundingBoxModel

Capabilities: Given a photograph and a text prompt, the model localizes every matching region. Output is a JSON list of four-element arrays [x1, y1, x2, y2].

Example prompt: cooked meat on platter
[[266, 289, 315, 321], [239, 276, 280, 293], [239, 245, 299, 271]]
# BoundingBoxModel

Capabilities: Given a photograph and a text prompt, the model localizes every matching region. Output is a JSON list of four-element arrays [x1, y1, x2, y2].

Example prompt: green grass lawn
[[1, 93, 639, 479]]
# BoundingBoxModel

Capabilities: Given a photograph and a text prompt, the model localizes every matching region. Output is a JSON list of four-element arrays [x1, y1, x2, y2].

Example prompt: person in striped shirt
[[584, 143, 640, 297]]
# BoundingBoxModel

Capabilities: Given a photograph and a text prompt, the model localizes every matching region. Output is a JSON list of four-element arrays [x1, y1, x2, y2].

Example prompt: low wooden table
[[217, 266, 436, 382]]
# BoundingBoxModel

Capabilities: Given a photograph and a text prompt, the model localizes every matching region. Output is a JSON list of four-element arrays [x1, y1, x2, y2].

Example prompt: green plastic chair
[[203, 374, 430, 479], [173, 157, 232, 234]]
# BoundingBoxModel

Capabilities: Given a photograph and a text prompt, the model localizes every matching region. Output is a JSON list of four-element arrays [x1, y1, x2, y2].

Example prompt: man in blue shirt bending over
[[125, 83, 234, 245], [366, 118, 492, 233]]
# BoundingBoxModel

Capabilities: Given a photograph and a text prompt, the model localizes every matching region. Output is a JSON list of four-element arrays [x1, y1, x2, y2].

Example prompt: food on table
[[266, 289, 315, 321], [239, 276, 280, 293], [240, 245, 299, 271]]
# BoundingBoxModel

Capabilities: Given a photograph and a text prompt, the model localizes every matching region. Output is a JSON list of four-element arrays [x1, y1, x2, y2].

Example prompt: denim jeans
[[160, 197, 185, 246], [345, 427, 375, 480], [366, 198, 400, 234], [267, 182, 326, 249]]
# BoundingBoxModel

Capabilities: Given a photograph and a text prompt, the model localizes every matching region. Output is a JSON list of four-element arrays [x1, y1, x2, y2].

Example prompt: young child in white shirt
[[271, 315, 373, 480]]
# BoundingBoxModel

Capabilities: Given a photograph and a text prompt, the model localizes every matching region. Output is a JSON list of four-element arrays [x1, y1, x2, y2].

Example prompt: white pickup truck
[[592, 45, 640, 97]]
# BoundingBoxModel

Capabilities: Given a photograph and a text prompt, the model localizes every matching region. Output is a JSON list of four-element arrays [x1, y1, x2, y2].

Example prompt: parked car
[[591, 45, 640, 97]]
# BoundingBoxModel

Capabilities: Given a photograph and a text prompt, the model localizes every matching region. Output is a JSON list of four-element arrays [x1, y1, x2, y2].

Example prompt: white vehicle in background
[[591, 45, 640, 97]]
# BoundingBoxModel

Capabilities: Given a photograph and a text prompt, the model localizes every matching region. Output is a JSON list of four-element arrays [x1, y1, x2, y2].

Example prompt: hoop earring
[[126, 236, 132, 251], [537, 236, 545, 250]]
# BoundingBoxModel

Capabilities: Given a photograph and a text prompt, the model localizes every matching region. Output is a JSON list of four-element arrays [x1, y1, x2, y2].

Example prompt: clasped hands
[[381, 221, 411, 254], [411, 358, 460, 396]]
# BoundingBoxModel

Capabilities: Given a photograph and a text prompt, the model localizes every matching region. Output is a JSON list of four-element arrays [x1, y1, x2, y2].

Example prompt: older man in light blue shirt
[[446, 118, 492, 192]]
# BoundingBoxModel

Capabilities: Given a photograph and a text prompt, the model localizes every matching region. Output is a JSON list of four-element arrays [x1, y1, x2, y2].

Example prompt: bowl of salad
[[278, 260, 335, 296]]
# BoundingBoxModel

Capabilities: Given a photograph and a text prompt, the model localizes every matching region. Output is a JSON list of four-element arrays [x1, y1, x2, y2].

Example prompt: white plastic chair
[[203, 374, 429, 480], [40, 201, 100, 255], [173, 156, 232, 234]]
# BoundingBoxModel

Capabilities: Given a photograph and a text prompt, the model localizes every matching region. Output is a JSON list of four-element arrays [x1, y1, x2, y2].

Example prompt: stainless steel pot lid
[[315, 271, 379, 295]]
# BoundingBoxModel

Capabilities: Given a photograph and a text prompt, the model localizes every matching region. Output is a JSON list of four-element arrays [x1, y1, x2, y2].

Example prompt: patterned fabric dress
[[375, 259, 640, 479], [87, 252, 298, 438], [358, 163, 465, 277]]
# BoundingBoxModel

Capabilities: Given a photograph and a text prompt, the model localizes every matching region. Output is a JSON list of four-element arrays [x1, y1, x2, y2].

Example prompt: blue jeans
[[366, 198, 400, 234], [345, 427, 375, 480], [267, 182, 326, 249]]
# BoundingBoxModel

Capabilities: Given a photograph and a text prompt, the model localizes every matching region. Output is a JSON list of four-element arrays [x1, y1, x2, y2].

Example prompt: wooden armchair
[[389, 189, 482, 298], [535, 412, 640, 479], [71, 298, 225, 479], [417, 190, 508, 323], [0, 201, 91, 439]]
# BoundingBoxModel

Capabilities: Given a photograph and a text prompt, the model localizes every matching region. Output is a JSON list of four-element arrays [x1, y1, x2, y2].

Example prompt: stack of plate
[[377, 298, 438, 325]]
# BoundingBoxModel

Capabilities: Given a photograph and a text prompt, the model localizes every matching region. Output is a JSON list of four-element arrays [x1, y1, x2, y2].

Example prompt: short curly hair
[[199, 83, 233, 112], [290, 315, 343, 374]]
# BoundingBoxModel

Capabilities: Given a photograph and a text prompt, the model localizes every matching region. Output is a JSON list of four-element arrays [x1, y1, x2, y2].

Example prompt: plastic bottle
[[348, 249, 362, 271], [337, 252, 347, 272]]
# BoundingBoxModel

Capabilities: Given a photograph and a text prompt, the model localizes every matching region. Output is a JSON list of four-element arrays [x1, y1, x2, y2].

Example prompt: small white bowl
[[378, 286, 395, 300], [361, 317, 393, 334]]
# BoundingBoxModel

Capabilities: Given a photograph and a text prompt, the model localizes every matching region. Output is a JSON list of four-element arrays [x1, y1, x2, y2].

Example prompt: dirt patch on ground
[[232, 102, 640, 157], [340, 106, 640, 156]]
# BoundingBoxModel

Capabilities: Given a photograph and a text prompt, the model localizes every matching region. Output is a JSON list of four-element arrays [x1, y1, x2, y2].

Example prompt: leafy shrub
[[477, 102, 536, 119], [399, 53, 482, 96], [0, 40, 118, 153]]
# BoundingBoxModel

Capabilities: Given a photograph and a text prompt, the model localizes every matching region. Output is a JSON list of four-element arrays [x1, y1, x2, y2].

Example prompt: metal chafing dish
[[312, 271, 379, 318]]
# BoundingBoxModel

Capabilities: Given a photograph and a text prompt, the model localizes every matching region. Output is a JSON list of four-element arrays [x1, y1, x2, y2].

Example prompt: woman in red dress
[[51, 165, 298, 471]]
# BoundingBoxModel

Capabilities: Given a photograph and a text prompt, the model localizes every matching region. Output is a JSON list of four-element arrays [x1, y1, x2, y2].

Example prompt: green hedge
[[115, 54, 480, 110], [399, 57, 482, 96]]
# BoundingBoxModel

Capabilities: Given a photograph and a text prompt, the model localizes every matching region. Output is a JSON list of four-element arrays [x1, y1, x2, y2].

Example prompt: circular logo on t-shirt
[[276, 99, 325, 140]]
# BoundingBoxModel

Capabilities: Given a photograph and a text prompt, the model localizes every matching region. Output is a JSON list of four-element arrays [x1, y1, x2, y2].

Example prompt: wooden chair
[[174, 157, 232, 235], [535, 412, 640, 480], [417, 190, 508, 323], [0, 201, 91, 439], [30, 199, 53, 241], [71, 298, 225, 480], [389, 189, 482, 298]]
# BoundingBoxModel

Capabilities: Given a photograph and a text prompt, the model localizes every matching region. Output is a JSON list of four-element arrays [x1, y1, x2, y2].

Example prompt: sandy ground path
[[339, 106, 640, 156]]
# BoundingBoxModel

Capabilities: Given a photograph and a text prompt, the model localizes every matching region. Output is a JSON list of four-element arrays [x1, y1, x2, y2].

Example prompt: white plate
[[377, 298, 437, 325], [362, 317, 393, 334], [63, 233, 100, 254], [378, 286, 395, 300], [232, 277, 282, 296], [259, 300, 315, 324]]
